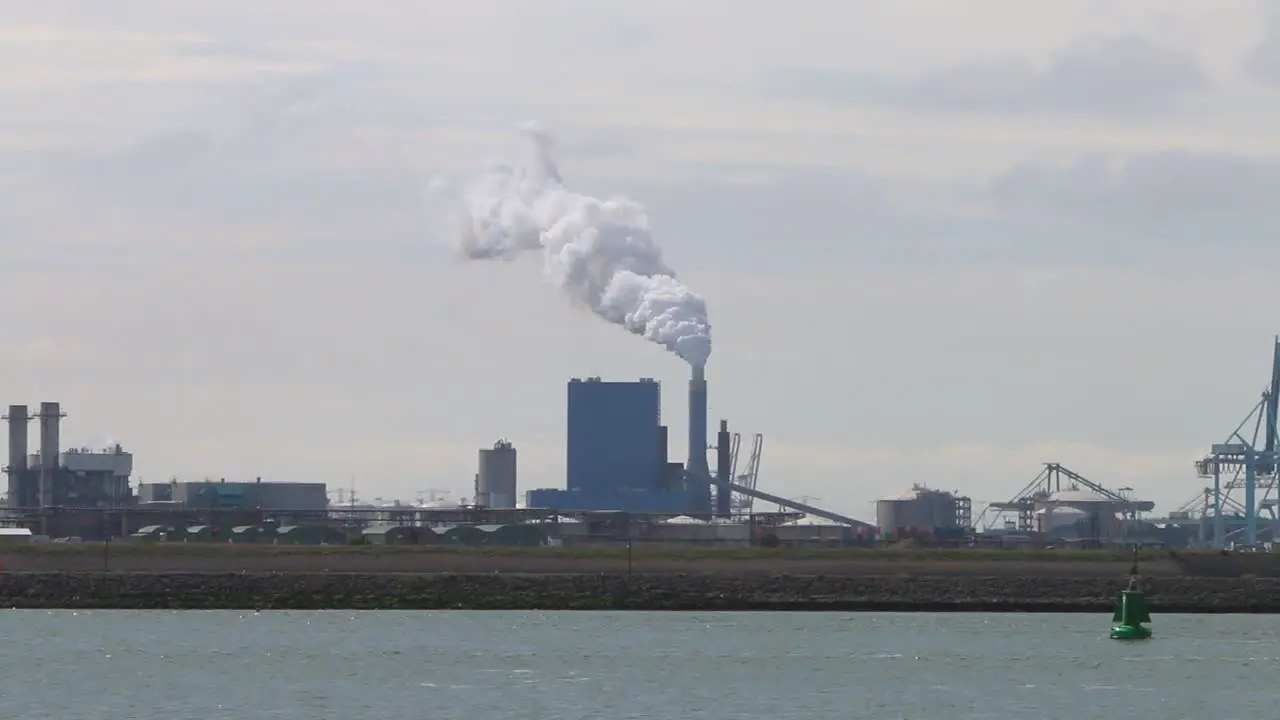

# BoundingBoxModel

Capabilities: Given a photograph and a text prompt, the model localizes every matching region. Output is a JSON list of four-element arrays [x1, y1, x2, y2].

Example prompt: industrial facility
[[522, 368, 874, 530], [19, 335, 1280, 550], [4, 402, 134, 532], [979, 463, 1155, 542], [0, 400, 334, 538], [876, 485, 972, 542]]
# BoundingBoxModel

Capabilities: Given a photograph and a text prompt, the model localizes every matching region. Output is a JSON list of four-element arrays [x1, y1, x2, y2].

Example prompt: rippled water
[[0, 611, 1273, 718]]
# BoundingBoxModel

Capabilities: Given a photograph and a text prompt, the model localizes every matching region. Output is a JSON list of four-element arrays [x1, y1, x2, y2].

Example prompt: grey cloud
[[991, 151, 1278, 217], [0, 60, 550, 266], [985, 151, 1280, 263], [769, 34, 1208, 116], [577, 147, 1280, 276], [501, 1, 660, 53], [0, 129, 429, 266], [1245, 2, 1280, 85]]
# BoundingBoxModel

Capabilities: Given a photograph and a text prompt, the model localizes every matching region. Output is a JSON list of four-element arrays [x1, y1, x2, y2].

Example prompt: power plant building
[[5, 402, 134, 512], [526, 377, 699, 513]]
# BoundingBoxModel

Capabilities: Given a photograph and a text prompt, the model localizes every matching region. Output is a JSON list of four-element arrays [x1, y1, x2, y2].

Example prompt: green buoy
[[1110, 547, 1152, 640]]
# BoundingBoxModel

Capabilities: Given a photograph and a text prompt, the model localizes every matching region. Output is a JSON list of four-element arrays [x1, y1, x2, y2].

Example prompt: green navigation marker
[[1110, 546, 1152, 640]]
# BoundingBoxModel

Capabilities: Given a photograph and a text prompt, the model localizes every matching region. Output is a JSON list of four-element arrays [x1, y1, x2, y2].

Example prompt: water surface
[[0, 611, 1271, 718]]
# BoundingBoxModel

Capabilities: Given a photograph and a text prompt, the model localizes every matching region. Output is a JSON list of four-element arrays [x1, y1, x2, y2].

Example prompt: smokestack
[[687, 365, 710, 512], [5, 405, 27, 508], [38, 402, 61, 510], [716, 419, 732, 517]]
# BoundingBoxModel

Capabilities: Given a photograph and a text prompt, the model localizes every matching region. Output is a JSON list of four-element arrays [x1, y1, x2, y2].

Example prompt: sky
[[3, 0, 1280, 520]]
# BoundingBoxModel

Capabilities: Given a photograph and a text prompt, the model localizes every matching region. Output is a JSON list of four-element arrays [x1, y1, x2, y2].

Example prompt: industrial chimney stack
[[38, 402, 62, 511], [687, 365, 710, 513], [715, 419, 732, 516], [5, 405, 28, 508]]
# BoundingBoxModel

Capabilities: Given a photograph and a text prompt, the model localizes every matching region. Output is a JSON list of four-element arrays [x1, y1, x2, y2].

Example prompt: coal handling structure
[[978, 462, 1154, 539], [679, 363, 874, 528], [1170, 336, 1280, 549]]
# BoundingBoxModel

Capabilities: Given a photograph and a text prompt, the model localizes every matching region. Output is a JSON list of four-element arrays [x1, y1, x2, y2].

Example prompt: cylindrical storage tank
[[920, 489, 958, 529], [878, 487, 959, 538], [876, 499, 910, 539], [477, 439, 518, 509]]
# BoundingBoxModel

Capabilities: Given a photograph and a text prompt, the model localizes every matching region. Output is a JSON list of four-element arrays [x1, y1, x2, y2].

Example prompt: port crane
[[1174, 337, 1280, 548]]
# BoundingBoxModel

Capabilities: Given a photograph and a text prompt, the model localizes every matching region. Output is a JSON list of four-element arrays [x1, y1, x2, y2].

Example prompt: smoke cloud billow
[[451, 125, 712, 367]]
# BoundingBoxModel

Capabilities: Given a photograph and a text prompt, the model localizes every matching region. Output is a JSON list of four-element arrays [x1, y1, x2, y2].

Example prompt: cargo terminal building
[[525, 377, 701, 514]]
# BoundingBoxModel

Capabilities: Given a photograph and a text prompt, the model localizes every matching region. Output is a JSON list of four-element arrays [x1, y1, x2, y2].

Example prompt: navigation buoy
[[1110, 547, 1152, 640]]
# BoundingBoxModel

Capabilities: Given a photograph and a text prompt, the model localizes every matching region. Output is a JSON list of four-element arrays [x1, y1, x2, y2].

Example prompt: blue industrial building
[[526, 377, 699, 514]]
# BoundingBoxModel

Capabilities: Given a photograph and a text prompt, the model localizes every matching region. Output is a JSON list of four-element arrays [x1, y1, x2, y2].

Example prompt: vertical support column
[[1213, 462, 1224, 550], [1198, 489, 1208, 547], [1245, 449, 1257, 546]]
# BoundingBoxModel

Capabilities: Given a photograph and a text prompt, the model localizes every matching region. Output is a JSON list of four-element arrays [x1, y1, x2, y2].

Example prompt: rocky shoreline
[[3, 572, 1280, 612]]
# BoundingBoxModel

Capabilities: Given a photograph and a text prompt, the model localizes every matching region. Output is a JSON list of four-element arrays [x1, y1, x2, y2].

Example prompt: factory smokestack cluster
[[5, 402, 62, 511]]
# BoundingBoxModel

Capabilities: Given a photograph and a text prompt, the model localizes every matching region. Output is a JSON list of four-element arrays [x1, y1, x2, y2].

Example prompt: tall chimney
[[715, 419, 732, 517], [5, 405, 27, 509], [38, 402, 61, 510], [687, 365, 710, 513]]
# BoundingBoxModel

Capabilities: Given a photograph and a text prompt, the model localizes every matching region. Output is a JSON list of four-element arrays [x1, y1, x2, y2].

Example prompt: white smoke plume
[[448, 124, 712, 367]]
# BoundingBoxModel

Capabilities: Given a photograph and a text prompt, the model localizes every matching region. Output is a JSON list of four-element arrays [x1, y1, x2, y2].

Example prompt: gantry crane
[[1176, 337, 1280, 548]]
